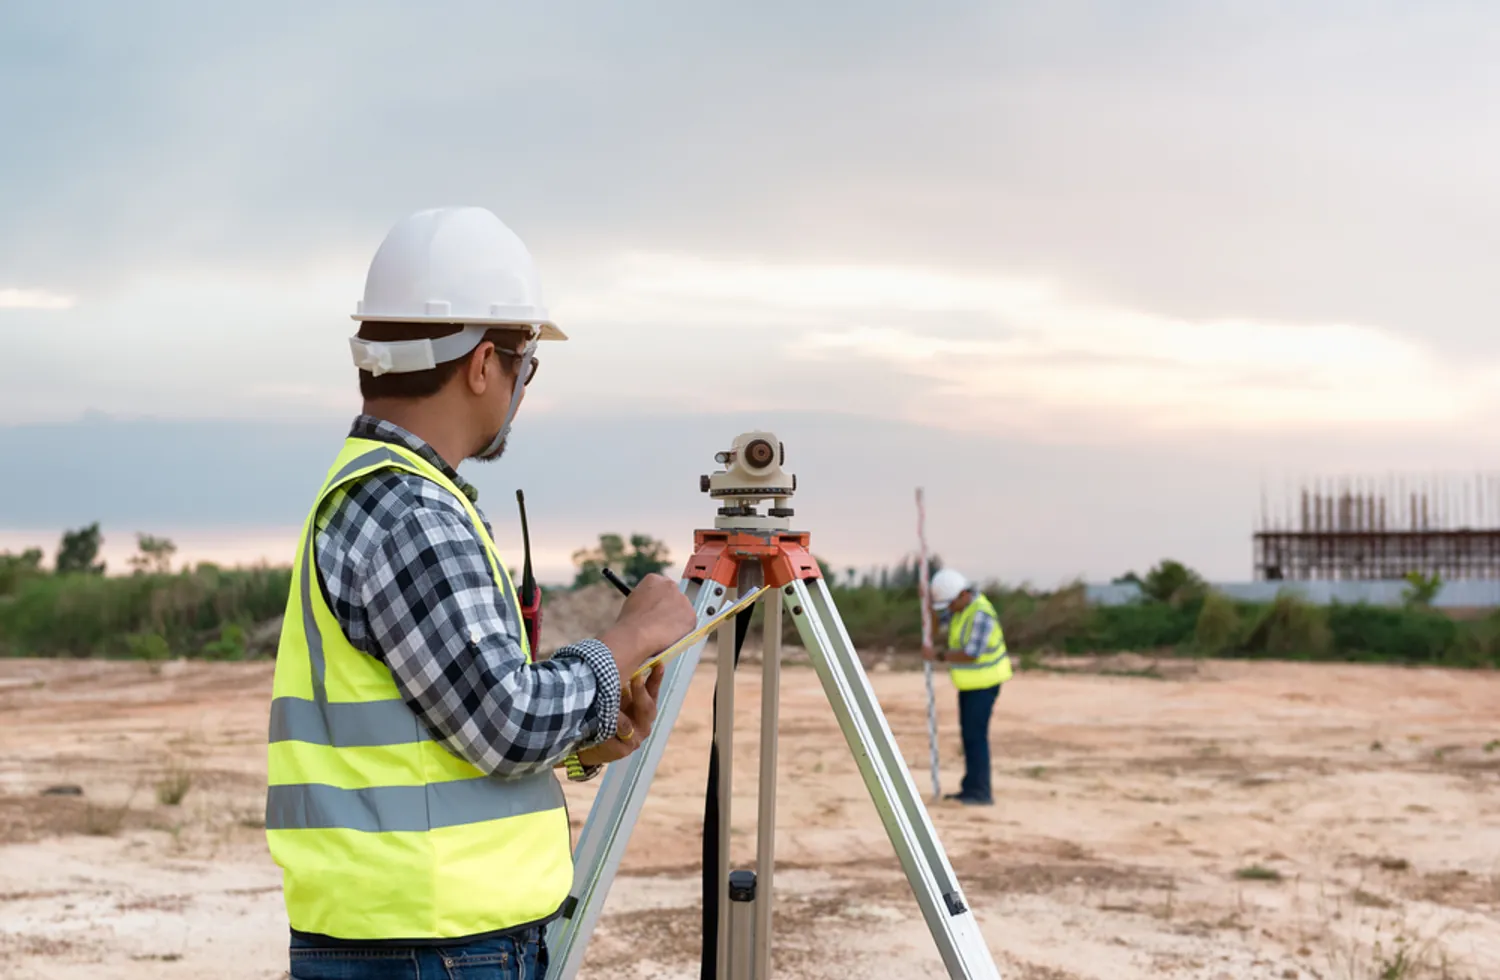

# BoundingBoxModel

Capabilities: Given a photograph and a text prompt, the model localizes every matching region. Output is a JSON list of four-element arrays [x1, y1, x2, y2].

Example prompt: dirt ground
[[1, 653, 1497, 980]]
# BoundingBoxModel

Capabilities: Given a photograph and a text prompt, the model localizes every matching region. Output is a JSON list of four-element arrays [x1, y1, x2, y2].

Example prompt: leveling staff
[[264, 207, 696, 980], [923, 568, 1012, 806]]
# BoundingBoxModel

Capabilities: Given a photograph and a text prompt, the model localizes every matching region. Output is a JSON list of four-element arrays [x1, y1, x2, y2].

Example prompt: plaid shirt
[[940, 601, 997, 659], [311, 415, 619, 780]]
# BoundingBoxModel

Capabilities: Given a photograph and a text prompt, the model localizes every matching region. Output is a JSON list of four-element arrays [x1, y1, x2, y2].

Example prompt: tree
[[56, 522, 106, 575], [622, 534, 671, 585], [572, 533, 673, 588], [0, 548, 44, 595], [1139, 559, 1206, 605], [571, 533, 626, 588], [1401, 570, 1442, 609], [128, 533, 177, 575]]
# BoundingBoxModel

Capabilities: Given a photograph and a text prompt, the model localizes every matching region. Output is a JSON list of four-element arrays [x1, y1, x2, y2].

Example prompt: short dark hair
[[356, 322, 528, 400]]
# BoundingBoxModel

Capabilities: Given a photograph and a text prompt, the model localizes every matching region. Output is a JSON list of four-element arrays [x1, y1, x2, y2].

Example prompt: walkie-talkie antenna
[[516, 489, 542, 653]]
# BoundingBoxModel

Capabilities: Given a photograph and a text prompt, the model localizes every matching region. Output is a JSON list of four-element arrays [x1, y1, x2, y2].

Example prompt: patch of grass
[[1096, 663, 1164, 680], [1353, 888, 1395, 909], [1315, 882, 1467, 980], [1370, 934, 1461, 980], [82, 803, 128, 836], [1484, 739, 1498, 754], [1235, 864, 1284, 882], [82, 785, 141, 837], [155, 762, 193, 806]]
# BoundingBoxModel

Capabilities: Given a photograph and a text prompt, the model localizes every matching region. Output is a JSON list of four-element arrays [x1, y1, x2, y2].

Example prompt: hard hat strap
[[476, 339, 537, 460], [348, 324, 494, 377]]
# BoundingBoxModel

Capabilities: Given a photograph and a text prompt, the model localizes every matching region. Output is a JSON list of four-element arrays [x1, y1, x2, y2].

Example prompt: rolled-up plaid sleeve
[[961, 611, 996, 660]]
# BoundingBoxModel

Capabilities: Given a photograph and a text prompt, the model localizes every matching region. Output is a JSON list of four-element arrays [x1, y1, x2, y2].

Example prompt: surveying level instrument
[[544, 431, 1003, 980]]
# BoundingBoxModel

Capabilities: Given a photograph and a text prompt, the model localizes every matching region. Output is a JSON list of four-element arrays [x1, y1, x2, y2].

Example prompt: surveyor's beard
[[473, 429, 507, 462], [472, 342, 534, 464]]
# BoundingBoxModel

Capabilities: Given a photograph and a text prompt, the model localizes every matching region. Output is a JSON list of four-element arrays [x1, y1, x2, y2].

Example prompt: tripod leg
[[786, 578, 1003, 980], [714, 586, 737, 980], [545, 578, 727, 979], [753, 586, 782, 980]]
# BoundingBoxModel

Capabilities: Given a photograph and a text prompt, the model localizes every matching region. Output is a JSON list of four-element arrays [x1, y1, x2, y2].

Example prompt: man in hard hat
[[265, 206, 697, 978], [923, 568, 1011, 806]]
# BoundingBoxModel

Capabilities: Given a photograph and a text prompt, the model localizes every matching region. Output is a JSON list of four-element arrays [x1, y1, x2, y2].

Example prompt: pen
[[601, 567, 632, 597]]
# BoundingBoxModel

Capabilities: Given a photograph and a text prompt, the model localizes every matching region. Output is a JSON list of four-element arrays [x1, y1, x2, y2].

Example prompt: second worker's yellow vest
[[264, 437, 573, 942], [946, 594, 1012, 691]]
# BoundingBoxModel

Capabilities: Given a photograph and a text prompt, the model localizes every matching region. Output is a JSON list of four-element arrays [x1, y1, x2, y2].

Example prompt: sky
[[3, 2, 1499, 586]]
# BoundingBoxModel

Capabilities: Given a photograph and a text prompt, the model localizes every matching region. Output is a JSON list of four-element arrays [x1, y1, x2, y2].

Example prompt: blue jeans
[[288, 929, 548, 980], [957, 684, 1000, 802]]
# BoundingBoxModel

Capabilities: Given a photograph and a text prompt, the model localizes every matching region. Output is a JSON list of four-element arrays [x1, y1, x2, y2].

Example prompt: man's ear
[[465, 341, 495, 394]]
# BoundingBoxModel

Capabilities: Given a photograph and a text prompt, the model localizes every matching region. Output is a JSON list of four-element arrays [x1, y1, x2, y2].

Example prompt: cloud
[[3, 2, 1500, 526], [3, 2, 1497, 361], [550, 252, 1500, 435], [0, 288, 74, 310]]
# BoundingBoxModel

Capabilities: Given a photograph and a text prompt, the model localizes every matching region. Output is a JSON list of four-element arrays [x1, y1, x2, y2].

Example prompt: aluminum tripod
[[544, 432, 1002, 980]]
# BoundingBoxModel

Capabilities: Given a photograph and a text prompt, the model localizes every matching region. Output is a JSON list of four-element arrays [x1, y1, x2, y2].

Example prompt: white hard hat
[[349, 207, 566, 377], [929, 568, 970, 611]]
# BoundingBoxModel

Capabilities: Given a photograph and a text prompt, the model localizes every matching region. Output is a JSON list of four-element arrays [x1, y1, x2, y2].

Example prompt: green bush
[[8, 550, 1500, 671], [1242, 593, 1333, 659], [202, 622, 248, 661], [993, 582, 1092, 652], [1453, 611, 1500, 668], [1325, 603, 1459, 664], [124, 631, 171, 661], [0, 566, 292, 659], [0, 549, 45, 596], [1063, 598, 1201, 654], [815, 584, 923, 649], [1193, 590, 1242, 657]]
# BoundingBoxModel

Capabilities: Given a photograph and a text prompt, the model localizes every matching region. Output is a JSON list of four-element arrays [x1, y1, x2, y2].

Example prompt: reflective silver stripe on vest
[[265, 772, 565, 833], [269, 697, 432, 747], [949, 652, 1010, 671], [302, 447, 413, 703]]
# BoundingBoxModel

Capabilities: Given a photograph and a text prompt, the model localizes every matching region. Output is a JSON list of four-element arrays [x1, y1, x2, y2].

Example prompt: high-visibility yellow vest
[[264, 437, 573, 942], [946, 594, 1012, 691]]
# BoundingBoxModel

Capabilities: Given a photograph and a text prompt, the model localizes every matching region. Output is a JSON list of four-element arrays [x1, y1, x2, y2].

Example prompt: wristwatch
[[562, 752, 602, 782]]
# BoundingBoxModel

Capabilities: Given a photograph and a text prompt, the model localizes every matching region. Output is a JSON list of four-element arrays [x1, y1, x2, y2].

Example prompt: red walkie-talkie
[[516, 489, 542, 655]]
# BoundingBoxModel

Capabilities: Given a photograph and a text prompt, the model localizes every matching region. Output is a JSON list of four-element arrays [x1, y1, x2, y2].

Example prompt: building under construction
[[1254, 475, 1500, 581]]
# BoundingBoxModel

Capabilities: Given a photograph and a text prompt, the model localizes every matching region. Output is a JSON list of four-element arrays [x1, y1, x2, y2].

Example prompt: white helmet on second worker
[[929, 568, 970, 611], [349, 207, 566, 377]]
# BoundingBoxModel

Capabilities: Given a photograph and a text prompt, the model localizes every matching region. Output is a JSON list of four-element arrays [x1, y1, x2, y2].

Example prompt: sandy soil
[[1, 653, 1497, 980]]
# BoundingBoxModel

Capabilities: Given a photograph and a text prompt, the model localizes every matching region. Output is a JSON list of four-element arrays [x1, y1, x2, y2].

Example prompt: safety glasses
[[493, 346, 540, 386]]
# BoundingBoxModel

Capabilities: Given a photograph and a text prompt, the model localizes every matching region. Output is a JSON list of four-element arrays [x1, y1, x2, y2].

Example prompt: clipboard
[[631, 585, 768, 679]]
